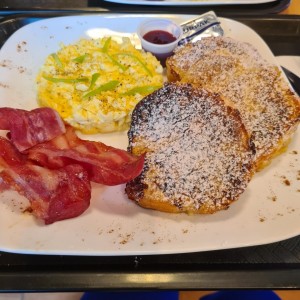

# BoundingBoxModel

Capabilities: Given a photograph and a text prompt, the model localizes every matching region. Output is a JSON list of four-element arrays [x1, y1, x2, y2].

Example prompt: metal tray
[[0, 12, 299, 291]]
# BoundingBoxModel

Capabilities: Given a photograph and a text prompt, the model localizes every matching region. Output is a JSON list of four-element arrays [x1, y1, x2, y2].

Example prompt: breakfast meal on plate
[[166, 36, 300, 170], [0, 107, 144, 224], [36, 37, 164, 134], [1, 22, 300, 224], [125, 83, 255, 214]]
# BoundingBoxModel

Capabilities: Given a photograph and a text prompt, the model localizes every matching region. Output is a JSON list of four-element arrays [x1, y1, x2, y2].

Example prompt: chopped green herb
[[106, 54, 128, 71], [122, 85, 161, 96], [115, 53, 152, 76], [102, 37, 112, 53], [43, 76, 89, 84], [88, 73, 101, 90], [72, 54, 88, 63], [83, 80, 119, 98], [51, 53, 64, 68]]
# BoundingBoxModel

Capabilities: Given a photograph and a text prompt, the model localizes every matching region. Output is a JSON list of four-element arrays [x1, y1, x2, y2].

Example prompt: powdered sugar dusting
[[126, 83, 254, 213], [173, 36, 268, 74], [169, 37, 300, 167]]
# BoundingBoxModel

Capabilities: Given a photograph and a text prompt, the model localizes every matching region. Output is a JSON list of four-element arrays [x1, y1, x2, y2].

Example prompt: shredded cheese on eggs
[[36, 37, 164, 133]]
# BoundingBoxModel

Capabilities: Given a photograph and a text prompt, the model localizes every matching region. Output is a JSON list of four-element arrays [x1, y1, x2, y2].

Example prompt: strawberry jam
[[143, 30, 177, 45]]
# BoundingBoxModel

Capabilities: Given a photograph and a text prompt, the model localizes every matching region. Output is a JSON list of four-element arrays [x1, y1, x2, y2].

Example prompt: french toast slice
[[125, 83, 255, 214], [166, 36, 300, 170]]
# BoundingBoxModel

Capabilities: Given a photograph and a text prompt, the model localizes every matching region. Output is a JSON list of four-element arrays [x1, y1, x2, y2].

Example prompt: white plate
[[103, 0, 276, 6], [0, 14, 299, 256]]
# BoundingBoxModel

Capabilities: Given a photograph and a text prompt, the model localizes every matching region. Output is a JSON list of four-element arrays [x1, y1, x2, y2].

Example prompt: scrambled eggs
[[36, 37, 163, 133]]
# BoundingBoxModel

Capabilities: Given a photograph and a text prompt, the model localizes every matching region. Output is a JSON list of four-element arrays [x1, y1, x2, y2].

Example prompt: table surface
[[0, 0, 300, 292]]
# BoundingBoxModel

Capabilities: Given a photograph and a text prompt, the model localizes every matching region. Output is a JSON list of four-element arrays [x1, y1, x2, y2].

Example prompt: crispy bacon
[[0, 137, 91, 224], [0, 107, 145, 224], [0, 177, 7, 191], [0, 136, 27, 168], [0, 137, 25, 192], [28, 126, 145, 186], [0, 164, 91, 224], [0, 107, 66, 152]]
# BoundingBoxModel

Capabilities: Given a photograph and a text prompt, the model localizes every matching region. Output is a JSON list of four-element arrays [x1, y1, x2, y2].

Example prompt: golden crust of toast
[[166, 36, 300, 170], [125, 83, 255, 214]]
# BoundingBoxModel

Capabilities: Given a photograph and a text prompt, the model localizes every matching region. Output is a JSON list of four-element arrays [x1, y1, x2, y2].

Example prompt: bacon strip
[[0, 136, 27, 168], [0, 137, 27, 192], [0, 177, 7, 192], [0, 108, 144, 224], [28, 126, 145, 186], [0, 137, 91, 224], [0, 107, 66, 152], [0, 164, 91, 224]]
